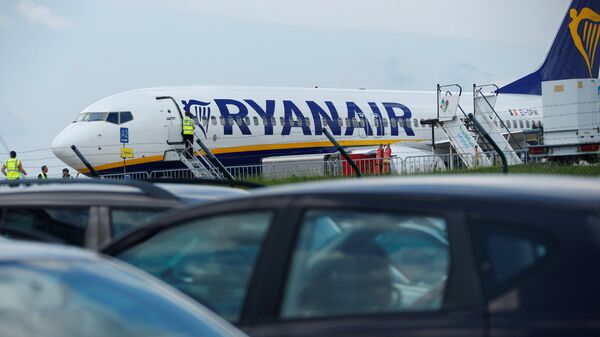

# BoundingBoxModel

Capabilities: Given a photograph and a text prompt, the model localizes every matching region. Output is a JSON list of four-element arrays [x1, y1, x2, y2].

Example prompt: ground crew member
[[62, 168, 73, 179], [384, 144, 392, 174], [376, 144, 384, 175], [1, 151, 27, 180], [182, 110, 195, 159], [38, 165, 49, 179]]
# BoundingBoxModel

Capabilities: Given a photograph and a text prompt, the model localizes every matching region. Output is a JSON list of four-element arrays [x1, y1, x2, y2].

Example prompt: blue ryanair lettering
[[214, 99, 252, 135], [368, 102, 385, 136], [245, 99, 275, 135], [282, 100, 312, 136], [382, 102, 414, 136], [306, 101, 341, 136], [345, 102, 373, 136]]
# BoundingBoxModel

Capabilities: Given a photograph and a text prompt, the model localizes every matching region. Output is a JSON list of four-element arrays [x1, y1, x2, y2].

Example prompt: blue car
[[0, 240, 247, 337]]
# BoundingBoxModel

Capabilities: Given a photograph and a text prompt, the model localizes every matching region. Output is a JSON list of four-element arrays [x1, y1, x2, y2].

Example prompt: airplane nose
[[52, 123, 85, 170]]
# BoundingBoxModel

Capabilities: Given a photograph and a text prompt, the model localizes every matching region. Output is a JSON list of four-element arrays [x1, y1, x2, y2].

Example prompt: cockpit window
[[106, 112, 119, 124], [82, 112, 108, 122], [120, 111, 134, 124], [81, 111, 133, 124]]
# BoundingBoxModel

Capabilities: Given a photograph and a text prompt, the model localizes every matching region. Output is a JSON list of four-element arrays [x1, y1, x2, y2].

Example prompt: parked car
[[0, 179, 248, 249], [104, 176, 600, 337], [0, 240, 246, 337]]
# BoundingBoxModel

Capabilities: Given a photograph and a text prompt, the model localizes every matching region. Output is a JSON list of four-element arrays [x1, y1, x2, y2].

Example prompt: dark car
[[103, 176, 600, 337], [0, 240, 247, 337], [0, 179, 248, 249]]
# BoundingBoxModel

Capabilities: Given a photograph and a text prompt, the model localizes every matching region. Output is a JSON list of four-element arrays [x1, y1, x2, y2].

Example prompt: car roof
[[0, 240, 99, 261], [244, 175, 600, 206], [155, 183, 249, 203]]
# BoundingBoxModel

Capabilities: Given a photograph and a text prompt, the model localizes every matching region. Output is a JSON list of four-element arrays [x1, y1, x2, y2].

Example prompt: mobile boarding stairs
[[174, 131, 231, 180], [434, 84, 522, 169]]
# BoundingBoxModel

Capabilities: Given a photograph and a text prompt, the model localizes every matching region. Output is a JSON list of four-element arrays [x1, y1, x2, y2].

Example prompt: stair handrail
[[473, 84, 522, 151]]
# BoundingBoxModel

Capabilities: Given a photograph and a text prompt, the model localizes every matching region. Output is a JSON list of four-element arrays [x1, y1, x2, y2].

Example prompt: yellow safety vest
[[182, 117, 195, 135], [5, 158, 21, 180]]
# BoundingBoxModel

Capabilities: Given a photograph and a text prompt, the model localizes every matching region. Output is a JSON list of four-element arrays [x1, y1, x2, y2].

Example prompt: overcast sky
[[0, 0, 570, 176]]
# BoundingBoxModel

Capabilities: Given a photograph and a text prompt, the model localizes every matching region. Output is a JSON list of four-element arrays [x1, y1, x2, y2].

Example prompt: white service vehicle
[[530, 79, 600, 160]]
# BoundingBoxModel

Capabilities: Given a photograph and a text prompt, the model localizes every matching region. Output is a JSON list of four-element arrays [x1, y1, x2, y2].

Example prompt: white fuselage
[[52, 86, 542, 174]]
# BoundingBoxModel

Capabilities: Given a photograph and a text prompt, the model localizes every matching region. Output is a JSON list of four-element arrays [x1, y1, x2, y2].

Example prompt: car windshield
[[0, 259, 244, 337]]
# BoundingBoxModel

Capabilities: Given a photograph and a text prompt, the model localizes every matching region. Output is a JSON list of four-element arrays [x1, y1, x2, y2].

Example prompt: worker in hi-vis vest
[[38, 165, 49, 179], [2, 151, 27, 180], [181, 110, 195, 159]]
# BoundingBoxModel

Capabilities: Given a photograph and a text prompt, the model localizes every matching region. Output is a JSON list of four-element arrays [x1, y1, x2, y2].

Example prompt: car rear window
[[469, 222, 554, 298], [0, 207, 90, 246]]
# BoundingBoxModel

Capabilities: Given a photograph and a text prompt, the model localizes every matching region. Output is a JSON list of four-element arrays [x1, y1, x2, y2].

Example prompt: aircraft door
[[156, 97, 184, 144]]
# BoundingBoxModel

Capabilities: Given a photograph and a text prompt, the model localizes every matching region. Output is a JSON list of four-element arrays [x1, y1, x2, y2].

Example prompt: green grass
[[246, 163, 600, 186]]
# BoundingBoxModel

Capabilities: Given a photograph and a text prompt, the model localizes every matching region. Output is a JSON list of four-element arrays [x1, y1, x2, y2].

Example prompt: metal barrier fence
[[94, 150, 599, 180]]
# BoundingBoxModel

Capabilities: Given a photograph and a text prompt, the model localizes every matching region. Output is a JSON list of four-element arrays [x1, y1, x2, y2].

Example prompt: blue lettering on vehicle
[[382, 102, 415, 136], [306, 101, 341, 136], [214, 99, 252, 135], [181, 98, 415, 137], [344, 102, 373, 136], [282, 100, 312, 136], [245, 99, 275, 135]]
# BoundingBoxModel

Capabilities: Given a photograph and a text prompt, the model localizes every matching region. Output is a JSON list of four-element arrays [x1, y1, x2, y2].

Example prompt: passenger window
[[525, 120, 530, 128], [106, 112, 119, 124], [513, 120, 518, 129], [305, 118, 311, 126], [280, 117, 284, 125], [110, 208, 165, 238], [413, 118, 418, 127], [1, 207, 90, 246], [345, 118, 350, 127], [253, 117, 259, 126], [271, 116, 276, 126], [211, 116, 217, 125], [337, 118, 343, 127], [375, 118, 380, 127], [505, 120, 511, 129], [383, 118, 389, 127], [117, 211, 272, 322], [282, 210, 450, 319], [470, 223, 553, 298], [391, 118, 398, 127], [220, 116, 225, 126], [120, 111, 133, 124], [519, 120, 524, 129], [244, 117, 250, 125]]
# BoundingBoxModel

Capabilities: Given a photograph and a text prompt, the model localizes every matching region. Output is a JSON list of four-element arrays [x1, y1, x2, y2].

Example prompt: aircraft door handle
[[166, 117, 175, 121]]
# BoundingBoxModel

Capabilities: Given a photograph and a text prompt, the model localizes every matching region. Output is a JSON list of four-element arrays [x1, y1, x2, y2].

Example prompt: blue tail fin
[[499, 0, 600, 95]]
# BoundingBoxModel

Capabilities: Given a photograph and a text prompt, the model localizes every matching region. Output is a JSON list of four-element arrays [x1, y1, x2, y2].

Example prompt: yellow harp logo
[[569, 7, 600, 77]]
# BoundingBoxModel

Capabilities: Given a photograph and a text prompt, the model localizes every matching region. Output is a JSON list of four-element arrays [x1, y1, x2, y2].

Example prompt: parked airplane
[[52, 0, 600, 175]]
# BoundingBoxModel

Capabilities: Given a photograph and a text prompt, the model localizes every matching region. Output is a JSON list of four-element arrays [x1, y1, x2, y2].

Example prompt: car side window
[[1, 207, 90, 246], [110, 208, 165, 238], [117, 211, 272, 322], [469, 222, 553, 298], [281, 210, 450, 319]]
